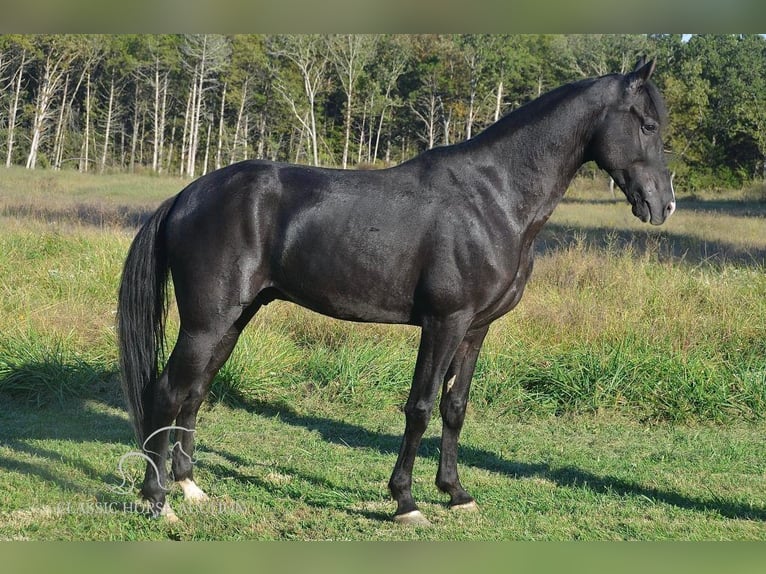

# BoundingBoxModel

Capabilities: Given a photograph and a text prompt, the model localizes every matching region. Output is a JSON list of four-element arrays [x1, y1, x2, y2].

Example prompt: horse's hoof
[[178, 478, 209, 503], [393, 510, 431, 526], [450, 500, 479, 512], [159, 502, 180, 523]]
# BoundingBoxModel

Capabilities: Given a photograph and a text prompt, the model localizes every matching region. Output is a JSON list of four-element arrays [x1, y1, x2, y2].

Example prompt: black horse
[[118, 58, 675, 525]]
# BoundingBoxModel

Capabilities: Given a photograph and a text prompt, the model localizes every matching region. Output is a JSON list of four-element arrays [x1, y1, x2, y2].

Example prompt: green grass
[[1, 167, 765, 539], [2, 394, 766, 540]]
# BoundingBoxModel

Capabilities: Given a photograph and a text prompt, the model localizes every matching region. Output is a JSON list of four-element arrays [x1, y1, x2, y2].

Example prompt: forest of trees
[[1, 34, 765, 191]]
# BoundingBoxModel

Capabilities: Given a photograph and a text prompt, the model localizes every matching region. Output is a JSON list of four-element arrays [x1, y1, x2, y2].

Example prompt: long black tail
[[117, 197, 177, 447]]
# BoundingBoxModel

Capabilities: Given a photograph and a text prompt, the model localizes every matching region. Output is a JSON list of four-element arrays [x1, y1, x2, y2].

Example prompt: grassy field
[[1, 166, 765, 540]]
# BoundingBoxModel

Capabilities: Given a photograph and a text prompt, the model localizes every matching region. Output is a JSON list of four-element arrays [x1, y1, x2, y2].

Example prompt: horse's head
[[589, 58, 676, 225]]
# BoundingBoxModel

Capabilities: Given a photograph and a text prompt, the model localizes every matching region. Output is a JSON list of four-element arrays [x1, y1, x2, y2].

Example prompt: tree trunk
[[25, 43, 79, 170], [166, 122, 176, 174], [215, 82, 226, 170], [139, 106, 147, 166], [342, 78, 353, 168], [57, 66, 89, 170], [257, 112, 266, 160], [357, 104, 366, 165], [203, 119, 212, 175], [242, 113, 249, 160], [273, 35, 327, 167], [130, 83, 140, 172], [100, 75, 115, 173], [80, 72, 91, 172], [152, 61, 160, 172], [466, 88, 475, 140], [26, 58, 55, 169], [189, 42, 208, 178], [373, 104, 387, 164], [6, 50, 25, 167], [158, 73, 168, 174], [231, 78, 248, 164], [51, 74, 69, 170], [440, 96, 451, 146], [308, 84, 319, 166], [185, 66, 198, 176], [180, 83, 193, 176], [120, 126, 125, 168], [494, 79, 504, 122]]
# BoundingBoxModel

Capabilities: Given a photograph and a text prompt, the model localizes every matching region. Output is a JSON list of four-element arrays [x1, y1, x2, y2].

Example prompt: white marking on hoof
[[178, 478, 209, 502], [446, 375, 457, 392], [450, 500, 479, 512], [393, 510, 431, 526], [160, 503, 180, 523]]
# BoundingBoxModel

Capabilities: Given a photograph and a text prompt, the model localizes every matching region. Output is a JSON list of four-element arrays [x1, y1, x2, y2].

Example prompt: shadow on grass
[[536, 223, 766, 268], [4, 194, 764, 268], [2, 359, 765, 525], [1, 203, 155, 228], [0, 362, 136, 500], [210, 394, 766, 522]]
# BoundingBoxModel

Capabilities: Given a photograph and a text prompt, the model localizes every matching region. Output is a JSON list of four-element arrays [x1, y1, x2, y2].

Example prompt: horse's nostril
[[666, 200, 676, 217]]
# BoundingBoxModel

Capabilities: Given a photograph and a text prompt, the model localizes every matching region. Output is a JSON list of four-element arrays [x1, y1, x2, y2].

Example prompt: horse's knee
[[440, 396, 467, 430], [404, 400, 432, 434]]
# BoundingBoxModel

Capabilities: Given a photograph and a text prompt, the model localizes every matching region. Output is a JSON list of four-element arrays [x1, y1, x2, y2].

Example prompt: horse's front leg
[[436, 325, 488, 510], [388, 314, 472, 526]]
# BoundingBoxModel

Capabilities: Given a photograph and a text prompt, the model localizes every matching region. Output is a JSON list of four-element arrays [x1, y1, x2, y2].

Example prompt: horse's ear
[[626, 57, 656, 92]]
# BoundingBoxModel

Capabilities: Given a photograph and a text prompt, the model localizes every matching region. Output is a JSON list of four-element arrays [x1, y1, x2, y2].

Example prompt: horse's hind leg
[[171, 312, 255, 502], [139, 365, 181, 520], [141, 303, 256, 516]]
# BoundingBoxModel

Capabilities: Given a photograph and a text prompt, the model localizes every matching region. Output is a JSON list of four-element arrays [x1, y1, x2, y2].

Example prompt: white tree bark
[[272, 35, 328, 166], [151, 60, 161, 172], [6, 50, 25, 168], [129, 83, 140, 172], [215, 82, 226, 170], [79, 71, 92, 172], [180, 82, 193, 176], [26, 49, 73, 169], [51, 74, 69, 170], [328, 35, 377, 169], [100, 75, 115, 173], [158, 74, 168, 174], [231, 78, 248, 164], [494, 79, 503, 123]]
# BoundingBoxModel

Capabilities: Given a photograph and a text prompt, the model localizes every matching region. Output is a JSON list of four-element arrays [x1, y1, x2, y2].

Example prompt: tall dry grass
[[1, 169, 764, 421]]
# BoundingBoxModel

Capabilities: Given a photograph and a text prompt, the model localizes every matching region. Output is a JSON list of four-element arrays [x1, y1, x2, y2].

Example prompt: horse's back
[[163, 160, 436, 323]]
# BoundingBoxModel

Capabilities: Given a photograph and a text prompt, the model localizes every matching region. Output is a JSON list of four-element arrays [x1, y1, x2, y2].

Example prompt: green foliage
[[661, 34, 766, 188], [3, 34, 766, 187], [0, 333, 108, 405]]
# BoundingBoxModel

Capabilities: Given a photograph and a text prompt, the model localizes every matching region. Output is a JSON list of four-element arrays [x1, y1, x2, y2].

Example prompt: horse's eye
[[642, 123, 657, 135]]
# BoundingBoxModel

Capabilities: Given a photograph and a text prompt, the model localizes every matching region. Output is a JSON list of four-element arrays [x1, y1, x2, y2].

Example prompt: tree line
[[1, 34, 764, 190]]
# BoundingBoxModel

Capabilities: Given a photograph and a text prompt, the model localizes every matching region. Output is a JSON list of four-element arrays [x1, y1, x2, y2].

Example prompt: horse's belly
[[272, 234, 421, 324], [274, 272, 417, 324]]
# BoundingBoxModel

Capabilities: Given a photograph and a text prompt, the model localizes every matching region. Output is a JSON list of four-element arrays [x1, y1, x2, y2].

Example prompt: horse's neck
[[473, 81, 606, 227]]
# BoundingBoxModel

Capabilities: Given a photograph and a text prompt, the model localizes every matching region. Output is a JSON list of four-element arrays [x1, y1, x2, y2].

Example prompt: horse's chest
[[475, 243, 535, 324]]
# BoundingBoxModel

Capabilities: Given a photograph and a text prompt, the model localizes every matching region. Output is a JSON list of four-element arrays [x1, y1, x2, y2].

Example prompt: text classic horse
[[118, 58, 675, 525]]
